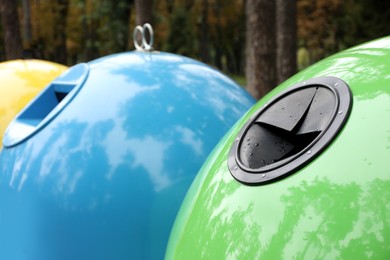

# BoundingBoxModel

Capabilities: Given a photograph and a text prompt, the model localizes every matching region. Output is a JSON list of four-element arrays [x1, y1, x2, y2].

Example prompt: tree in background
[[0, 0, 23, 59], [98, 0, 134, 54], [0, 0, 388, 76], [155, 0, 244, 74], [66, 0, 133, 63], [210, 1, 223, 69], [28, 1, 70, 62], [224, 0, 246, 75], [109, 0, 134, 53], [276, 0, 297, 84], [78, 0, 100, 61], [164, 1, 196, 56], [338, 0, 390, 49], [297, 0, 389, 65], [245, 0, 277, 99], [297, 0, 343, 63], [199, 0, 210, 63], [21, 0, 33, 52], [208, 0, 244, 73], [135, 0, 153, 25], [52, 0, 69, 64], [78, 0, 105, 61]]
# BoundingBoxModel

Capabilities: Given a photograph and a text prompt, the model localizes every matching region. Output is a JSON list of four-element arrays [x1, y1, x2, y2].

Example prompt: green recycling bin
[[166, 36, 390, 259]]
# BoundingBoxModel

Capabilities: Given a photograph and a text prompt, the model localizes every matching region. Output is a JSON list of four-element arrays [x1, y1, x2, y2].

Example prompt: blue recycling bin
[[0, 51, 254, 259]]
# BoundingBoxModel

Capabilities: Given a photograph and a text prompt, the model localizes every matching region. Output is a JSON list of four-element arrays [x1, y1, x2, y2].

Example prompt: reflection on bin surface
[[0, 51, 254, 259], [166, 37, 390, 259]]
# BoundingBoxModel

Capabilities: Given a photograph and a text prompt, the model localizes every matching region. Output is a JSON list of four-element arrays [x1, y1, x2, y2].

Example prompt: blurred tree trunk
[[21, 0, 32, 50], [109, 0, 133, 52], [232, 0, 246, 75], [0, 0, 23, 60], [245, 0, 276, 99], [199, 0, 209, 63], [212, 3, 223, 70], [276, 0, 297, 84], [135, 0, 153, 25], [52, 0, 69, 64]]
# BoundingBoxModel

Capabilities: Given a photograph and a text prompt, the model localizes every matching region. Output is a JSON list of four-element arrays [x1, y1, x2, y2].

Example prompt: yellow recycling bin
[[0, 59, 67, 148]]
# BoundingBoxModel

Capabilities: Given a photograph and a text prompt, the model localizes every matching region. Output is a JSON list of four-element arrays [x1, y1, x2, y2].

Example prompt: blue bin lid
[[3, 63, 89, 147]]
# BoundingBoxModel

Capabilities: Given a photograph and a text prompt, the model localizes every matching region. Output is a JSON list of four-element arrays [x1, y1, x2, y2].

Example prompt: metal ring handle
[[142, 23, 154, 51], [133, 23, 154, 51], [133, 25, 144, 51]]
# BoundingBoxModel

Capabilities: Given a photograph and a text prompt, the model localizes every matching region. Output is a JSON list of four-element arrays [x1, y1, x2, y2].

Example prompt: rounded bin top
[[0, 51, 255, 259]]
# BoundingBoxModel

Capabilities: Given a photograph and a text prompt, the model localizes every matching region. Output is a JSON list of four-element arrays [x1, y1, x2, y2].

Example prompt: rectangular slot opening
[[53, 83, 76, 102], [18, 83, 75, 126]]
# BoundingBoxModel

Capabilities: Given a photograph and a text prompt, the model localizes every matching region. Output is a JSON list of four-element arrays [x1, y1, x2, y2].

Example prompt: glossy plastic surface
[[0, 52, 255, 259], [0, 60, 67, 148], [3, 63, 89, 147], [166, 37, 390, 259]]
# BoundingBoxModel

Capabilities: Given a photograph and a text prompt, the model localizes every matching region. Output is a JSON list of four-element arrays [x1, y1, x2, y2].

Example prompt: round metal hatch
[[228, 76, 352, 185]]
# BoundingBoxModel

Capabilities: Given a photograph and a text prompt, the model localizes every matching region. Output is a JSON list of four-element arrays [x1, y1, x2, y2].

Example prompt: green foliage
[[339, 0, 390, 47], [297, 46, 310, 71], [297, 0, 390, 64], [228, 74, 246, 89], [164, 6, 195, 56]]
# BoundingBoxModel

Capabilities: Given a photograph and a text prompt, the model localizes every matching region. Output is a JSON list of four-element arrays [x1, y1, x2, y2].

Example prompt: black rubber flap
[[255, 87, 317, 132], [239, 124, 295, 168], [228, 76, 352, 185]]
